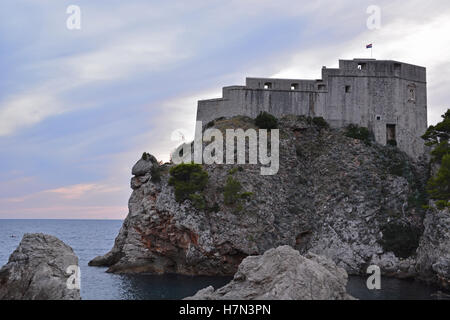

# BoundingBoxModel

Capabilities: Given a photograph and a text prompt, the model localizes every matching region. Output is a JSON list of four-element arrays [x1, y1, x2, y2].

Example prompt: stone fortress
[[196, 58, 427, 158]]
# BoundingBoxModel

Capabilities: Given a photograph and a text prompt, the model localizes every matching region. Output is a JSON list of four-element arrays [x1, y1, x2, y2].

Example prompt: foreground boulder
[[185, 246, 354, 300], [0, 233, 80, 300]]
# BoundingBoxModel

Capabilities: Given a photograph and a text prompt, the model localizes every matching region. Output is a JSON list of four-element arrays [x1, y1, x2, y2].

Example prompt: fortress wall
[[197, 99, 227, 126], [246, 78, 316, 91], [196, 59, 427, 159], [197, 86, 327, 125]]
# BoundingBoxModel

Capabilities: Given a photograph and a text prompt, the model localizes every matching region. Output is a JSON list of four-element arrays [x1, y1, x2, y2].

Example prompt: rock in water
[[0, 233, 80, 300], [185, 246, 354, 300]]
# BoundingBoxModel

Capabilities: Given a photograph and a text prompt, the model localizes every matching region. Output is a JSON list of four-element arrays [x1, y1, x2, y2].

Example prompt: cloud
[[0, 92, 62, 136], [0, 181, 129, 219], [44, 183, 121, 200], [0, 205, 127, 220], [272, 2, 450, 125], [2, 0, 450, 219], [0, 3, 190, 137]]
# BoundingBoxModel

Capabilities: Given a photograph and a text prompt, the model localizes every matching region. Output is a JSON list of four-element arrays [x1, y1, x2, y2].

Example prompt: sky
[[0, 0, 449, 219]]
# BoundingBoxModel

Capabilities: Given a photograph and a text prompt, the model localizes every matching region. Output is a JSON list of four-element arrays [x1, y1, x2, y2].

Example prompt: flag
[[366, 44, 373, 49]]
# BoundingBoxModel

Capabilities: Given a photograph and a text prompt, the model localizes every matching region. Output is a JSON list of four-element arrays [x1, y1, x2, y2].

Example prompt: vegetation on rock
[[344, 124, 370, 143], [422, 109, 450, 162], [380, 223, 422, 258], [168, 163, 208, 203], [427, 154, 450, 209], [255, 112, 278, 129], [224, 176, 242, 205], [421, 110, 450, 209], [311, 116, 329, 129]]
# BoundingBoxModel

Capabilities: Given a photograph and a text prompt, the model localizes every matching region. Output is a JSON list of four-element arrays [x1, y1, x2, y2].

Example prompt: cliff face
[[90, 116, 439, 282], [416, 206, 450, 289]]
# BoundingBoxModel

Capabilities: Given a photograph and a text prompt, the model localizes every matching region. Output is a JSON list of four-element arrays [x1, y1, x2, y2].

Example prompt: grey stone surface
[[0, 233, 80, 300], [197, 59, 427, 159], [416, 206, 450, 289], [185, 246, 354, 300], [89, 116, 431, 281], [132, 154, 158, 176]]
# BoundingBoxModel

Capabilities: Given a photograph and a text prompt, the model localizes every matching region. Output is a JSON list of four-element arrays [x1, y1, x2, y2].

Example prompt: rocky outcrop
[[416, 206, 450, 289], [185, 246, 354, 300], [90, 116, 431, 279], [0, 233, 80, 300]]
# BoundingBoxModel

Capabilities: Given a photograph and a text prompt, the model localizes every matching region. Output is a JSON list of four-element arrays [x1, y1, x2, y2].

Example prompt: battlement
[[196, 58, 428, 158]]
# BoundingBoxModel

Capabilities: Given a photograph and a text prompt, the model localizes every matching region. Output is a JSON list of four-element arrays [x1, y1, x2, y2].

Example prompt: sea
[[0, 219, 447, 300]]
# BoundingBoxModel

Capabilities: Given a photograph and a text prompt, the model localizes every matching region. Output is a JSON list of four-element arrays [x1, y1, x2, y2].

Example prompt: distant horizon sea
[[0, 219, 446, 300]]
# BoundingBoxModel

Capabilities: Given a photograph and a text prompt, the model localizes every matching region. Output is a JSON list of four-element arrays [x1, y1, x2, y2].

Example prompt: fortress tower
[[196, 58, 427, 158]]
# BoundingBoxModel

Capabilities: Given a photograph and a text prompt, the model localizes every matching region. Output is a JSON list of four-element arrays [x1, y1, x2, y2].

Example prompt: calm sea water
[[0, 219, 447, 300]]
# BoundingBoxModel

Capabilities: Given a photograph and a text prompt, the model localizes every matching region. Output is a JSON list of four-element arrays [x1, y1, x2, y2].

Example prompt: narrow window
[[264, 82, 272, 89], [345, 85, 351, 93], [357, 63, 366, 70], [408, 84, 416, 102], [291, 83, 298, 90], [318, 84, 326, 90], [376, 115, 381, 121]]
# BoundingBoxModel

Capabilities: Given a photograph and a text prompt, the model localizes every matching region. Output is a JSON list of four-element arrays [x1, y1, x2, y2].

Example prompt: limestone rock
[[89, 116, 435, 283], [132, 153, 158, 176], [0, 233, 80, 300], [185, 246, 354, 300], [416, 206, 450, 289]]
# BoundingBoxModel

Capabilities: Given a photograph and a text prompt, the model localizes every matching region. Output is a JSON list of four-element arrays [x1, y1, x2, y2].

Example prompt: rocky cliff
[[185, 245, 354, 300], [0, 233, 80, 300], [90, 115, 448, 288], [416, 205, 450, 289]]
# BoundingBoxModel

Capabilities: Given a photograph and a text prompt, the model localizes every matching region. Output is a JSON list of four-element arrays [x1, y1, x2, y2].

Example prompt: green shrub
[[312, 117, 329, 129], [224, 176, 242, 205], [228, 167, 238, 175], [427, 153, 450, 203], [189, 193, 206, 210], [422, 109, 450, 162], [388, 160, 406, 177], [380, 223, 422, 258], [255, 112, 278, 129], [345, 124, 370, 142], [430, 140, 450, 162], [240, 192, 253, 200], [150, 165, 161, 182], [169, 163, 208, 202], [207, 202, 220, 213], [435, 200, 450, 210]]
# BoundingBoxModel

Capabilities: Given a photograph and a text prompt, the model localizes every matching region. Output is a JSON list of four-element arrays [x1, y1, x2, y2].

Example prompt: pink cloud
[[0, 205, 127, 220]]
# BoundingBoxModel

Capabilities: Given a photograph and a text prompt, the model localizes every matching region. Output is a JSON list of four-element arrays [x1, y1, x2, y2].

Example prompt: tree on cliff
[[427, 153, 450, 209], [423, 109, 450, 209], [422, 109, 450, 162]]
